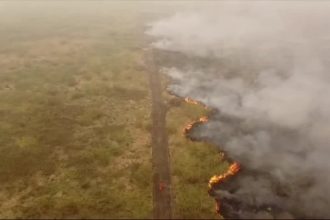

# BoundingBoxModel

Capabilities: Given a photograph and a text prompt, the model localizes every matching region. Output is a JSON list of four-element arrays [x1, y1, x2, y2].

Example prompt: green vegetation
[[0, 2, 152, 218], [0, 2, 228, 219], [164, 91, 229, 219]]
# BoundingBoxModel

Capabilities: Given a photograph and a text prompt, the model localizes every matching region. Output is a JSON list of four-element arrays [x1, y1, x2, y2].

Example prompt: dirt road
[[145, 49, 172, 219]]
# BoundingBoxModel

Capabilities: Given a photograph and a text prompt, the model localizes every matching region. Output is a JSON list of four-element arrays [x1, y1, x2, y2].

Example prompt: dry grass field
[[0, 2, 227, 218]]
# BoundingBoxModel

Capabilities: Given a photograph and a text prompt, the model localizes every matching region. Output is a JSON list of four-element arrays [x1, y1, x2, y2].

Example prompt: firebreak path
[[146, 49, 172, 219]]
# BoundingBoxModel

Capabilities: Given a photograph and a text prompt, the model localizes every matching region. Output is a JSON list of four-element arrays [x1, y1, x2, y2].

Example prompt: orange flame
[[184, 97, 199, 105], [182, 96, 241, 216], [209, 162, 241, 215], [199, 116, 208, 123], [183, 116, 209, 134], [184, 97, 209, 110], [215, 201, 221, 214], [208, 162, 241, 188], [183, 123, 194, 134]]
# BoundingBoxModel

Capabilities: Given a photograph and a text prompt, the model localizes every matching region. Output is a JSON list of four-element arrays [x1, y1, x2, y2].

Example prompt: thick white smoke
[[147, 2, 330, 218]]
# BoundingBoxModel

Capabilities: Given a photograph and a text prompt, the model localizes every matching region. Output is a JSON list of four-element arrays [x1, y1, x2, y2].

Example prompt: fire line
[[183, 96, 241, 216]]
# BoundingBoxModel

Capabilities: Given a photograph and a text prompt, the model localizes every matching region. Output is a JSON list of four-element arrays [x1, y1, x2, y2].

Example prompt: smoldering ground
[[147, 2, 330, 219]]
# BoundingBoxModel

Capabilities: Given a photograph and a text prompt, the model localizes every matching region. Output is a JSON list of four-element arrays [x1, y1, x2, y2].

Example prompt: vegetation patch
[[164, 92, 229, 219], [0, 2, 152, 218]]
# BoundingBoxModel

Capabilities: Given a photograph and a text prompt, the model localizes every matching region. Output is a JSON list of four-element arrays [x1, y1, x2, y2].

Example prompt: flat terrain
[[0, 2, 227, 219], [147, 50, 172, 219], [163, 87, 229, 219], [0, 2, 153, 218]]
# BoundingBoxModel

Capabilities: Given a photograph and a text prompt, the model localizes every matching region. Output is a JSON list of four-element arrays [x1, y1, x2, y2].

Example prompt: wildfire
[[199, 116, 208, 123], [208, 162, 241, 188], [183, 116, 209, 135], [182, 96, 241, 216], [215, 201, 221, 215], [184, 97, 199, 105], [208, 162, 241, 215], [184, 96, 209, 110], [183, 123, 194, 134]]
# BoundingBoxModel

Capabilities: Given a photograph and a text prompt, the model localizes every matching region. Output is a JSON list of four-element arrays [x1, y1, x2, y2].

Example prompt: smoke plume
[[147, 2, 330, 218]]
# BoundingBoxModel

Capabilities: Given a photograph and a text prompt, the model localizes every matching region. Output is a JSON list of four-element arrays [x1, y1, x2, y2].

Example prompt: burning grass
[[165, 92, 241, 218], [183, 116, 209, 135], [208, 162, 241, 189], [164, 93, 230, 219], [1, 2, 241, 218]]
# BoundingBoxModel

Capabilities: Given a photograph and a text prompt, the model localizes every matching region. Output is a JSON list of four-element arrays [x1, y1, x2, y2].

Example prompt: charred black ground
[[150, 44, 330, 218]]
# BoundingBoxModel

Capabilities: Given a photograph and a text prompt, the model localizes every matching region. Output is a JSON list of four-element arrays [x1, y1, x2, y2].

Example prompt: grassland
[[0, 2, 153, 218], [163, 87, 229, 219], [0, 2, 227, 219]]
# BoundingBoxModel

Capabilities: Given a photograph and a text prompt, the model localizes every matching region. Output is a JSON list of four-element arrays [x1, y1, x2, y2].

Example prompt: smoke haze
[[147, 2, 330, 218]]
